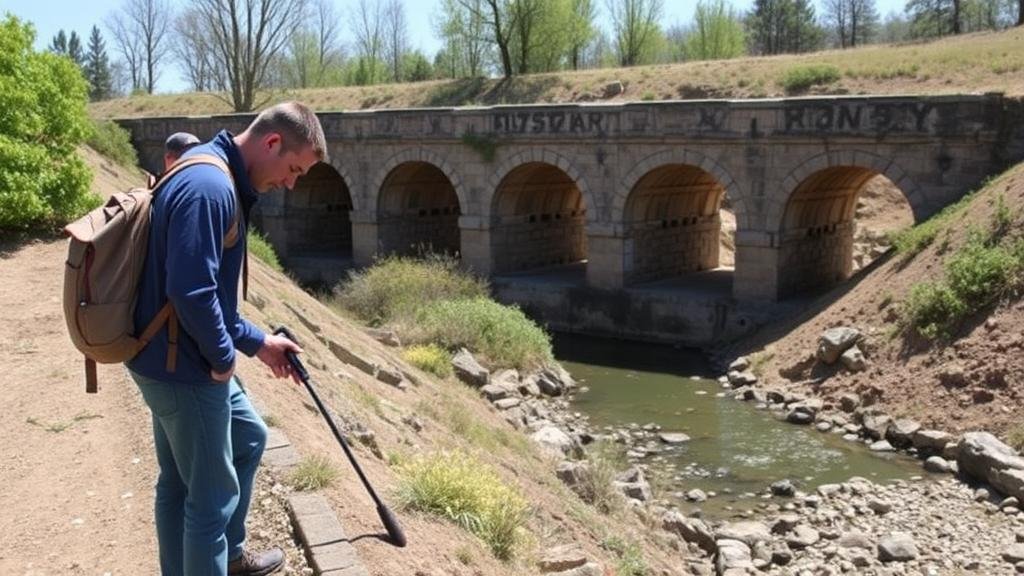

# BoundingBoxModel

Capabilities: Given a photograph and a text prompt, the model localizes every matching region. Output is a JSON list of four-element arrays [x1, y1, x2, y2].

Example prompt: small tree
[[684, 0, 746, 60], [84, 26, 114, 101], [0, 16, 96, 230]]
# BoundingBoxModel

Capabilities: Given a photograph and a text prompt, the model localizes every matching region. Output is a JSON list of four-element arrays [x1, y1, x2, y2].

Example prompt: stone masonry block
[[263, 445, 301, 469], [310, 541, 361, 573]]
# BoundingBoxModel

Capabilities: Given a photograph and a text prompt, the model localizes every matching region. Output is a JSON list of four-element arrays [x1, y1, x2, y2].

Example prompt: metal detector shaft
[[273, 326, 407, 547]]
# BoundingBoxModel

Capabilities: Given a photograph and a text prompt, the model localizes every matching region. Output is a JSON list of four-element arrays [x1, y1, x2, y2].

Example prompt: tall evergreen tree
[[746, 0, 822, 55], [50, 30, 68, 54], [85, 26, 113, 101], [67, 31, 85, 68]]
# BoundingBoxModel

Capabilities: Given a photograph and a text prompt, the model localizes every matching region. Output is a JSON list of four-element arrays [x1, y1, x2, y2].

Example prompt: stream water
[[555, 333, 927, 516]]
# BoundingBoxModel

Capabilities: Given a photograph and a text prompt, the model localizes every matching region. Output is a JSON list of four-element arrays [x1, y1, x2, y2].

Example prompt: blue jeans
[[129, 370, 268, 576]]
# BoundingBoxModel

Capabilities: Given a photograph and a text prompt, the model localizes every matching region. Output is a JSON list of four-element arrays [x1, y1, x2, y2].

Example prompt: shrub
[[397, 451, 529, 560], [780, 64, 840, 94], [336, 255, 488, 326], [290, 455, 340, 491], [901, 281, 965, 340], [577, 441, 624, 515], [87, 119, 138, 168], [402, 344, 451, 378], [945, 236, 1021, 308], [0, 15, 97, 230], [247, 228, 283, 272], [406, 298, 553, 370]]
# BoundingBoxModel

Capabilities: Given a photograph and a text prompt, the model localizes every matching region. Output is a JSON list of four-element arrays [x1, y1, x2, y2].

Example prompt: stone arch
[[374, 158, 463, 257], [768, 150, 924, 232], [485, 148, 597, 224], [772, 151, 920, 297], [614, 149, 745, 227], [488, 153, 591, 274], [283, 161, 354, 258], [369, 148, 467, 216]]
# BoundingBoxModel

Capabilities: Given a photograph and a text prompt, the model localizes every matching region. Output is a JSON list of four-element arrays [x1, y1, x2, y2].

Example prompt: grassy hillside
[[90, 28, 1024, 120]]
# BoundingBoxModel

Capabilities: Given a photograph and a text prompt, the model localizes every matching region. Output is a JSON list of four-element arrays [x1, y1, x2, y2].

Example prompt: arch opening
[[491, 162, 587, 275], [623, 164, 728, 285], [284, 162, 353, 258], [377, 161, 461, 257], [778, 166, 914, 298]]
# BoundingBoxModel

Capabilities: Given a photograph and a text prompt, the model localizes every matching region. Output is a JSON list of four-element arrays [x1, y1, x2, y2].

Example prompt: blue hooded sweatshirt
[[127, 130, 265, 384]]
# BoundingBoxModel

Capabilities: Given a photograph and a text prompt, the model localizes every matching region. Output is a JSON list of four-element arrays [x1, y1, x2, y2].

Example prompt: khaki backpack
[[63, 154, 244, 393]]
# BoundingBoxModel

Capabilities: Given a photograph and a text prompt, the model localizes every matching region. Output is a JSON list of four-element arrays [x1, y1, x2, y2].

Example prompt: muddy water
[[556, 334, 925, 515]]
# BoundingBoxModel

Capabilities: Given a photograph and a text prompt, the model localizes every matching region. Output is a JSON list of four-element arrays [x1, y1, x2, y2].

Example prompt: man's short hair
[[165, 132, 201, 155], [247, 101, 328, 162]]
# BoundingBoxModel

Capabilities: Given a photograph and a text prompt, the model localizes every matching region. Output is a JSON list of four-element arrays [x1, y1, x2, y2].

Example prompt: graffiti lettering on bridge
[[783, 103, 934, 134], [493, 111, 605, 135]]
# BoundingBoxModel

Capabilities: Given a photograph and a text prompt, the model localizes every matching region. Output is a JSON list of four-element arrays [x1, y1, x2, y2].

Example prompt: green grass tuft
[[780, 64, 840, 94], [247, 228, 284, 272], [402, 344, 452, 378], [397, 451, 529, 560], [290, 455, 340, 491]]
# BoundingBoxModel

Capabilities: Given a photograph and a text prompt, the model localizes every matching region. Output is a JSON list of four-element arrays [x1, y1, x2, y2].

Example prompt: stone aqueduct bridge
[[119, 94, 1021, 343]]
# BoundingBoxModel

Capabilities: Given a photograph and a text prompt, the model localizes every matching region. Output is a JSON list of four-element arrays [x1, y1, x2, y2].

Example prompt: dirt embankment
[[728, 163, 1024, 441]]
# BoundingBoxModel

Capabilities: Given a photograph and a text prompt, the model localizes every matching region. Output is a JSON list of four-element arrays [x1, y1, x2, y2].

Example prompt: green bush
[[397, 451, 529, 560], [402, 344, 451, 378], [247, 228, 283, 272], [406, 298, 553, 370], [336, 255, 488, 326], [902, 235, 1023, 339], [946, 236, 1021, 307], [902, 281, 966, 340], [780, 64, 841, 94], [87, 119, 138, 168], [0, 15, 97, 230]]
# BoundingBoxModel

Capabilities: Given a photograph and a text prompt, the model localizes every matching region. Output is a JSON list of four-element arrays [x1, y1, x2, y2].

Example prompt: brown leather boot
[[227, 546, 285, 576]]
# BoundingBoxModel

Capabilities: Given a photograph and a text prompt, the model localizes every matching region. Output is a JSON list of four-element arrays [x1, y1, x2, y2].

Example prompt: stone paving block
[[324, 564, 372, 576], [266, 427, 290, 451], [310, 541, 361, 573], [263, 444, 300, 469], [287, 493, 348, 547]]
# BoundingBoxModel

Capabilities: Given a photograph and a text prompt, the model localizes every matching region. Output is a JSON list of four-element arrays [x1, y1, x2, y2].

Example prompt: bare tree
[[351, 0, 386, 84], [605, 0, 664, 66], [287, 0, 343, 88], [174, 6, 222, 91], [383, 0, 408, 82], [107, 12, 143, 91], [107, 0, 171, 94], [187, 0, 306, 111]]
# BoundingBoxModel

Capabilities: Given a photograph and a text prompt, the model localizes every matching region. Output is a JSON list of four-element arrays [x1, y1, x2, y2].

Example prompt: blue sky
[[4, 0, 907, 93]]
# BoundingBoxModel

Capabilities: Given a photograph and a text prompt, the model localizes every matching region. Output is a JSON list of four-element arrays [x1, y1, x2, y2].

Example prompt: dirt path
[[0, 238, 159, 575]]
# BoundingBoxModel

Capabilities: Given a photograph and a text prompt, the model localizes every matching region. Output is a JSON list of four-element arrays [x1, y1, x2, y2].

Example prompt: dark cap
[[165, 132, 201, 155]]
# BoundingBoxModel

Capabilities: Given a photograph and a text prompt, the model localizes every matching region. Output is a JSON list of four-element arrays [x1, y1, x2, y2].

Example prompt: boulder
[[924, 456, 952, 474], [716, 521, 771, 547], [817, 327, 862, 364], [886, 418, 921, 448], [714, 539, 753, 574], [659, 432, 691, 444], [364, 327, 400, 347], [913, 429, 952, 455], [862, 413, 893, 440], [878, 532, 917, 562], [727, 370, 758, 387], [452, 348, 489, 387], [839, 393, 861, 413], [786, 525, 820, 550], [663, 510, 716, 553], [840, 345, 867, 372], [958, 432, 1024, 500], [531, 426, 576, 457], [480, 383, 511, 402], [728, 357, 750, 372], [538, 544, 587, 573], [770, 479, 795, 497]]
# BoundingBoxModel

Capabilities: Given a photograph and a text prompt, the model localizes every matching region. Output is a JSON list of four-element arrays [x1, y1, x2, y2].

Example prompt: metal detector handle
[[273, 326, 309, 381]]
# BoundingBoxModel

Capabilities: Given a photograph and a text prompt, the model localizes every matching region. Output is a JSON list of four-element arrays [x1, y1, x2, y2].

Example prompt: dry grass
[[90, 28, 1024, 120]]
